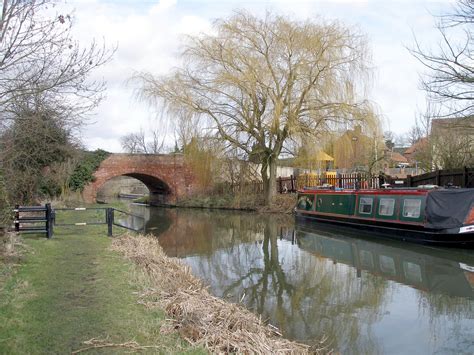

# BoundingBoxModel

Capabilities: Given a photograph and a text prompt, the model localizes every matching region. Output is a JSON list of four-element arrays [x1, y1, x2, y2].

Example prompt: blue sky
[[61, 0, 455, 151]]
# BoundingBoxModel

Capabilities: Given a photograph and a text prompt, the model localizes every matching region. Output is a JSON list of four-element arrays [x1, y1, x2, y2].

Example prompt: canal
[[124, 204, 474, 354]]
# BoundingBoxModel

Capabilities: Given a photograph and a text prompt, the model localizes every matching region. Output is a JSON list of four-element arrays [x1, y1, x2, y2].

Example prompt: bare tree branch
[[409, 0, 474, 119]]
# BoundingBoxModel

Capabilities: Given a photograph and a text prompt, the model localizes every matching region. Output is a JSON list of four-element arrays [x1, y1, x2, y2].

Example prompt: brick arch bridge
[[82, 153, 199, 204]]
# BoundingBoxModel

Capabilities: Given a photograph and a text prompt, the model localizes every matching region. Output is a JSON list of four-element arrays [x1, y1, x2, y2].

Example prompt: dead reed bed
[[112, 234, 321, 354]]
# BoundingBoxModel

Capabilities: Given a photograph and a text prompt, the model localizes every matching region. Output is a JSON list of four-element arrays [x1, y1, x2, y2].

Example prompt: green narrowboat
[[295, 187, 474, 246]]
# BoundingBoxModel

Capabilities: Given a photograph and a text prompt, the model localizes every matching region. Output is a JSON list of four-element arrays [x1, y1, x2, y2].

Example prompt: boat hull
[[295, 211, 474, 247]]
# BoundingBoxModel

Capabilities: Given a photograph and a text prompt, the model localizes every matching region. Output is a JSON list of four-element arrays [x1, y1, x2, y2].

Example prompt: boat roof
[[298, 187, 474, 229], [299, 187, 432, 196]]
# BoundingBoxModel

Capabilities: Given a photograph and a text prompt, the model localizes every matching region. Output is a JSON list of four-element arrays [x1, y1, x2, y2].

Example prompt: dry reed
[[112, 234, 321, 354], [71, 338, 164, 354]]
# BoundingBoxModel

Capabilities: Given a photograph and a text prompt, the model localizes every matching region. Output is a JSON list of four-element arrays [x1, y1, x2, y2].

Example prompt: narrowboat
[[295, 187, 474, 246]]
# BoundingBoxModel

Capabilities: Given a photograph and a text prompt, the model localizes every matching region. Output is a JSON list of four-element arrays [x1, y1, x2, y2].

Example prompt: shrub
[[0, 170, 10, 232], [69, 149, 110, 191]]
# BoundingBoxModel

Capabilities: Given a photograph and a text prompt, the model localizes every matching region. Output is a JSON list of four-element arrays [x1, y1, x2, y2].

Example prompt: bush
[[38, 176, 62, 198], [69, 149, 110, 191], [0, 170, 10, 232]]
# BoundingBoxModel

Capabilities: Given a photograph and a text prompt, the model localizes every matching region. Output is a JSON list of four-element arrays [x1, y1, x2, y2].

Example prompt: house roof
[[278, 151, 334, 167], [404, 137, 428, 155], [431, 116, 474, 132], [314, 151, 334, 161], [393, 147, 408, 155], [388, 151, 408, 163]]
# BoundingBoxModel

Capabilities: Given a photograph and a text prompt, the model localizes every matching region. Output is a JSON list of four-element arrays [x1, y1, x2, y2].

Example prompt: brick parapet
[[82, 153, 199, 203]]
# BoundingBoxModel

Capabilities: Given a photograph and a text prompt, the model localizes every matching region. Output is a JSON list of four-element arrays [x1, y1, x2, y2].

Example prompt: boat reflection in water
[[295, 223, 474, 300], [143, 208, 474, 354]]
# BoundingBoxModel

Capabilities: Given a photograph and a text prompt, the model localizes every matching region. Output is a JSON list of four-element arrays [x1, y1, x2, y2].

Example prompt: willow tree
[[137, 11, 373, 205]]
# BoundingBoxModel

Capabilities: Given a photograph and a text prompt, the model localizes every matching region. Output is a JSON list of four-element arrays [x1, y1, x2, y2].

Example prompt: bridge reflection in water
[[130, 207, 474, 354]]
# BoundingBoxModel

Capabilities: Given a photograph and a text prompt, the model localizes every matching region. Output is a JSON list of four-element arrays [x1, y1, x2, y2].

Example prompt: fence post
[[355, 174, 361, 190], [436, 169, 441, 186], [406, 175, 412, 188], [106, 208, 114, 237], [463, 166, 468, 188], [14, 204, 19, 232], [45, 203, 52, 239]]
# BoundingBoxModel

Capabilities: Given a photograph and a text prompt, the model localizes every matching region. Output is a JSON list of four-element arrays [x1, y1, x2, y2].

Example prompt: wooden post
[[107, 208, 114, 237], [45, 203, 52, 239], [14, 204, 19, 232], [463, 166, 468, 188], [406, 175, 412, 187], [290, 175, 295, 192]]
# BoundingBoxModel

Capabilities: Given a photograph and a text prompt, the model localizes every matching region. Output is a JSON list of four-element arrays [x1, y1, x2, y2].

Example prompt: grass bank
[[137, 193, 297, 214], [0, 220, 204, 354]]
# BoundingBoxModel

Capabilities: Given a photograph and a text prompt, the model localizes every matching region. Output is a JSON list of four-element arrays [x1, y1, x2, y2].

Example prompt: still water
[[126, 205, 474, 354]]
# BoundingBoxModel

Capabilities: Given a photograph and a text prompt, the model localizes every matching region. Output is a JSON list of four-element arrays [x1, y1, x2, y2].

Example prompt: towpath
[[0, 227, 201, 354]]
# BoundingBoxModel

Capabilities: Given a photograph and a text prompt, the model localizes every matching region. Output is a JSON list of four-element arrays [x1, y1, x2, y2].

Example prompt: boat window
[[297, 194, 314, 211], [379, 255, 396, 276], [379, 198, 395, 216], [403, 199, 422, 218], [359, 197, 373, 214], [359, 250, 374, 269], [403, 261, 422, 284]]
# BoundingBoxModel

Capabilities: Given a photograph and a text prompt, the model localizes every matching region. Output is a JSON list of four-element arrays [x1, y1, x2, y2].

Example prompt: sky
[[57, 0, 455, 152]]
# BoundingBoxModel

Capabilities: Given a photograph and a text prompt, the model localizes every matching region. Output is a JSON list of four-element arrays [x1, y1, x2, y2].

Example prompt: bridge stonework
[[82, 153, 199, 204]]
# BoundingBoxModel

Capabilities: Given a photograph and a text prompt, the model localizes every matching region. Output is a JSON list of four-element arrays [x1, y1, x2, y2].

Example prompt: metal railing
[[13, 205, 145, 238], [14, 203, 53, 238]]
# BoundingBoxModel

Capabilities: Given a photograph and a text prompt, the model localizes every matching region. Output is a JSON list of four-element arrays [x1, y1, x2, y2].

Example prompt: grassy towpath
[[0, 214, 203, 354]]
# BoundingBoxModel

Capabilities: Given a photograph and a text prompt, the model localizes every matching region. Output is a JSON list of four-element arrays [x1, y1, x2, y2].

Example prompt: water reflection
[[134, 207, 474, 354], [296, 224, 474, 299]]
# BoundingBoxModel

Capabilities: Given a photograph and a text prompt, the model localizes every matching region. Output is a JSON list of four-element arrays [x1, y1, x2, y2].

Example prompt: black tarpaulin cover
[[425, 189, 474, 229]]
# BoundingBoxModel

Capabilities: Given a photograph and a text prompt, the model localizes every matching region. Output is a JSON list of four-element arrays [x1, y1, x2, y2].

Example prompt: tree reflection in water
[[157, 210, 390, 353], [151, 208, 474, 354]]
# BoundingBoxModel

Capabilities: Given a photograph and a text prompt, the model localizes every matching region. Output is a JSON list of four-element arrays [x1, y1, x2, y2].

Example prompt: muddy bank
[[112, 234, 324, 354]]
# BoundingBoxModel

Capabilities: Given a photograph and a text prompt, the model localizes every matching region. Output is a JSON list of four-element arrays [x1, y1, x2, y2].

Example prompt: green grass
[[0, 209, 205, 354]]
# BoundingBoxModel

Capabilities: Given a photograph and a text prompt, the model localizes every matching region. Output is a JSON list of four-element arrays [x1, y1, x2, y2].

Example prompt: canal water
[[126, 205, 474, 354]]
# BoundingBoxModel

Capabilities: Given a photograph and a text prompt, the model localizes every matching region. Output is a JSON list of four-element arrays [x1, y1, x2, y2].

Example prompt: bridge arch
[[82, 153, 198, 205]]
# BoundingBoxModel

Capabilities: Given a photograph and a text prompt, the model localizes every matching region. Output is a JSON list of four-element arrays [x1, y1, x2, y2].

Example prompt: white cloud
[[56, 0, 213, 152], [58, 0, 455, 151]]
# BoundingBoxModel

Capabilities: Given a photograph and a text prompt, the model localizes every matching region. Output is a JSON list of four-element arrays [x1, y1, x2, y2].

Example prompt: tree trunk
[[262, 158, 277, 206]]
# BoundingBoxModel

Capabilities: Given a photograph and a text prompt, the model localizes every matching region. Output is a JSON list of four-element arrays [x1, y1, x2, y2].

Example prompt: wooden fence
[[222, 173, 382, 195], [222, 167, 474, 195], [277, 173, 381, 193], [405, 167, 474, 188]]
